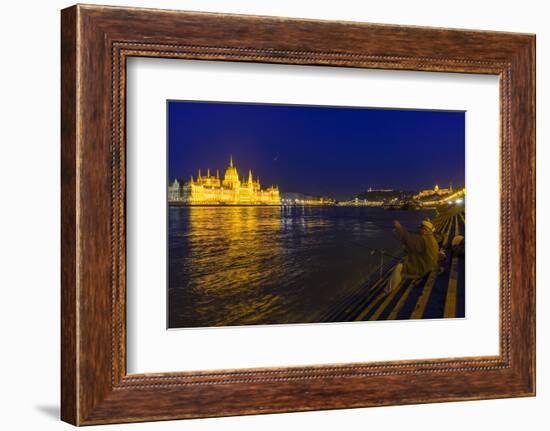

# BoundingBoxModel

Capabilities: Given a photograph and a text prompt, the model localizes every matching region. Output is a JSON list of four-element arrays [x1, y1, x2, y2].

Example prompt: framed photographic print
[[165, 101, 465, 329], [61, 4, 535, 425]]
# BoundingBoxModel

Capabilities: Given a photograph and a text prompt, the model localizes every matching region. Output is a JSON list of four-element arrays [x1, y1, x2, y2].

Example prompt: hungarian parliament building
[[168, 157, 281, 205]]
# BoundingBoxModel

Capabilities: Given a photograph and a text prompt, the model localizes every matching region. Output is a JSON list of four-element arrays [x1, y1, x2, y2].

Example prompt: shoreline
[[168, 202, 437, 210], [167, 202, 340, 207]]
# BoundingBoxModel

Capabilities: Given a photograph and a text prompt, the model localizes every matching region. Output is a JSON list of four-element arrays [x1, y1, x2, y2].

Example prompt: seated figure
[[385, 219, 440, 293]]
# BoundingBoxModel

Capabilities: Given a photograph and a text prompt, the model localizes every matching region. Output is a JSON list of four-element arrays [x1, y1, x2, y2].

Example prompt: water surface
[[168, 206, 433, 328]]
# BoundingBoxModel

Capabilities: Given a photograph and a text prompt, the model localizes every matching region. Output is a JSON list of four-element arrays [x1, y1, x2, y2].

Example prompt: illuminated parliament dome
[[169, 156, 280, 205], [222, 156, 241, 189]]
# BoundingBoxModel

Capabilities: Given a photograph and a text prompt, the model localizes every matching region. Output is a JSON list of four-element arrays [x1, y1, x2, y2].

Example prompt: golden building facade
[[174, 157, 281, 205], [413, 184, 453, 200]]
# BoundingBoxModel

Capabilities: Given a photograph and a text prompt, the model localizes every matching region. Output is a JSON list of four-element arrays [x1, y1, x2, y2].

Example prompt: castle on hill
[[169, 156, 281, 205], [413, 183, 453, 200]]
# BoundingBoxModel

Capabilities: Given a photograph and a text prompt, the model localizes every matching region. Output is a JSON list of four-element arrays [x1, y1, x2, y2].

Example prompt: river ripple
[[168, 206, 433, 328]]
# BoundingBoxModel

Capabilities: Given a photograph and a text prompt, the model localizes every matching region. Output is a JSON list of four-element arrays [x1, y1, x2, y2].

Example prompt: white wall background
[[0, 1, 546, 429]]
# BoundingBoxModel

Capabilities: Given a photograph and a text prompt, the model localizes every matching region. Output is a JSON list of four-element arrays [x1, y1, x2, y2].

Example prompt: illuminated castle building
[[169, 156, 281, 205], [413, 184, 453, 200]]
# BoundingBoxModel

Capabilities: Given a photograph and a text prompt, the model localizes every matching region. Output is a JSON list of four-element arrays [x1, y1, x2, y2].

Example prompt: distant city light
[[455, 198, 463, 204]]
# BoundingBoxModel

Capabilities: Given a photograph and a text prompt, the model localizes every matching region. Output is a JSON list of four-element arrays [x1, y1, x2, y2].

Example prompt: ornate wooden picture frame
[[61, 4, 535, 425]]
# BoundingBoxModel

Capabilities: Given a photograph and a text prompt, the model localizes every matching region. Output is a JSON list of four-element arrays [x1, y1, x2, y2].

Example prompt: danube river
[[168, 205, 434, 329]]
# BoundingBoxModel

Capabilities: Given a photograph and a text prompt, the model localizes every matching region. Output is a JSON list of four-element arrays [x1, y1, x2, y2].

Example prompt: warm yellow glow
[[184, 205, 284, 323], [414, 183, 453, 200], [421, 187, 466, 207], [170, 156, 281, 205]]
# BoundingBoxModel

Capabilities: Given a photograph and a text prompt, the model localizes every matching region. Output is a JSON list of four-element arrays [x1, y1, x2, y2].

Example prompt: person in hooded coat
[[385, 219, 440, 293]]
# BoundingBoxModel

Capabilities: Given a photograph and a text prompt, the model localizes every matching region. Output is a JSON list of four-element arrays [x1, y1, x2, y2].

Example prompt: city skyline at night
[[168, 100, 465, 201]]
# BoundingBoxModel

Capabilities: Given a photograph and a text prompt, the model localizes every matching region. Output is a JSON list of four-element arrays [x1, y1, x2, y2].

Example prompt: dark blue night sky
[[168, 101, 465, 201]]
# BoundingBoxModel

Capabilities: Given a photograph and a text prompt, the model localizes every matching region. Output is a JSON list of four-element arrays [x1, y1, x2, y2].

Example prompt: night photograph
[[167, 100, 466, 329]]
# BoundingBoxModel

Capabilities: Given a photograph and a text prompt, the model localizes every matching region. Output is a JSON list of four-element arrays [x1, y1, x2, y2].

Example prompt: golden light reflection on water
[[187, 206, 284, 324], [168, 206, 432, 328]]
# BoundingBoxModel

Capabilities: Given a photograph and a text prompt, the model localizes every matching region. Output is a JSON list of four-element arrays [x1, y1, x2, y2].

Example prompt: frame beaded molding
[[110, 41, 513, 388]]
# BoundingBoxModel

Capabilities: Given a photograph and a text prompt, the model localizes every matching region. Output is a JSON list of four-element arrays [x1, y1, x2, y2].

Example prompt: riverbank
[[317, 204, 465, 322], [168, 205, 435, 328]]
